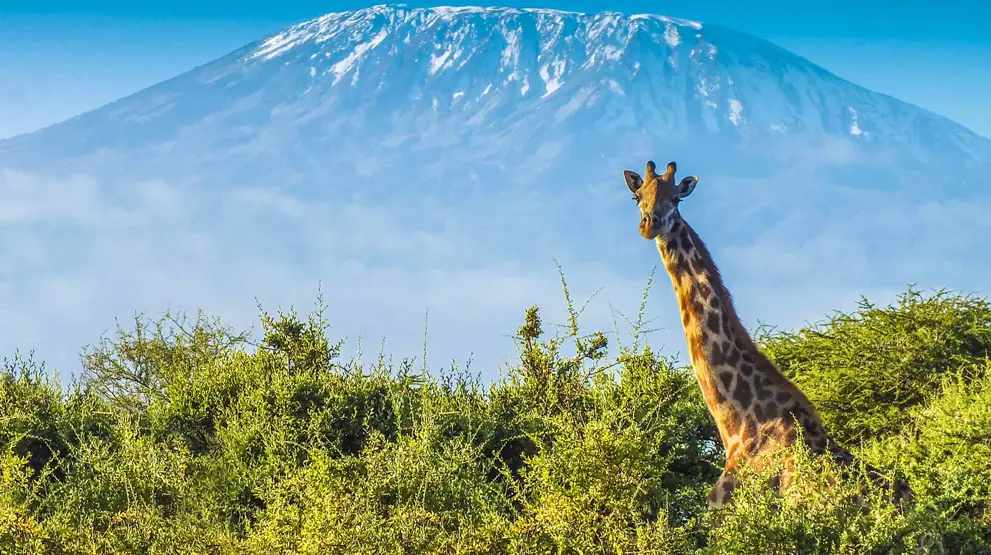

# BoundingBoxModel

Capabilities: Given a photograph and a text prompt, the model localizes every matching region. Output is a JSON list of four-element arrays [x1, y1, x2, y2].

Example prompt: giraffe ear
[[624, 170, 644, 194], [675, 175, 698, 199]]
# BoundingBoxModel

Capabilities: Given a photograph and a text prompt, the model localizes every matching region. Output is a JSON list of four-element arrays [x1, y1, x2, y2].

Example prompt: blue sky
[[1, 0, 989, 140]]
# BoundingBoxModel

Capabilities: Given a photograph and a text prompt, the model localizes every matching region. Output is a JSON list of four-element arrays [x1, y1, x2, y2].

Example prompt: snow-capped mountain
[[1, 5, 989, 381], [2, 5, 989, 181]]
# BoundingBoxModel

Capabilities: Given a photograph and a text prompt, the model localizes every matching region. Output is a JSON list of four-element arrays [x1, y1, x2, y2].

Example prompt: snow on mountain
[[0, 5, 989, 381], [245, 4, 982, 151]]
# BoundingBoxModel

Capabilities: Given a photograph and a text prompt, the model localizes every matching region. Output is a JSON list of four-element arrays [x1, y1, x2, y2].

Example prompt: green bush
[[759, 287, 991, 445], [1, 286, 989, 554]]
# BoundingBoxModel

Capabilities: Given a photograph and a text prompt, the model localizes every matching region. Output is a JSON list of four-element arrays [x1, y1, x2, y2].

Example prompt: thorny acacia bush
[[1, 285, 989, 554]]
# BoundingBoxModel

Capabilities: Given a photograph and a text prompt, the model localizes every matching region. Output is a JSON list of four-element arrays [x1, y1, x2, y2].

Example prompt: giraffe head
[[623, 160, 699, 240]]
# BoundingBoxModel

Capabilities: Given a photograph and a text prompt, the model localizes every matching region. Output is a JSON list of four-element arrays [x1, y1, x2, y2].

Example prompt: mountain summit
[[247, 5, 985, 152]]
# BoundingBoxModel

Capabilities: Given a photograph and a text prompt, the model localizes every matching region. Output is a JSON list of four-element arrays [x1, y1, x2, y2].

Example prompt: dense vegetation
[[1, 284, 989, 554]]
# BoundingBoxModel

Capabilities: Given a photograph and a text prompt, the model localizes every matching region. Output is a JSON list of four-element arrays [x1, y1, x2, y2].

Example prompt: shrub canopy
[[1, 287, 989, 554]]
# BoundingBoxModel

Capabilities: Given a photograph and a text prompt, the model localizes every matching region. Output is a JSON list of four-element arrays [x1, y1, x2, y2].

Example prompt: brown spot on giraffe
[[732, 378, 754, 408], [693, 299, 706, 316], [707, 312, 721, 334], [621, 159, 914, 511], [726, 345, 741, 366], [754, 375, 775, 402], [710, 341, 728, 366], [698, 282, 712, 299], [740, 362, 755, 377]]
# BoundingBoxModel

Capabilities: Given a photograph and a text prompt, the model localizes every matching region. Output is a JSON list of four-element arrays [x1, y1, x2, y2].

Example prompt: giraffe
[[621, 159, 912, 510]]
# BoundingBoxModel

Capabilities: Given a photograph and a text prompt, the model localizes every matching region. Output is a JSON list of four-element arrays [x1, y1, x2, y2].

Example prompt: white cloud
[[0, 170, 103, 224], [0, 170, 674, 383], [1, 164, 988, 386]]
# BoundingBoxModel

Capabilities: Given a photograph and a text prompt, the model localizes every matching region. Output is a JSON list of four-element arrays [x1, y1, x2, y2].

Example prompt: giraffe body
[[622, 160, 912, 509], [658, 214, 835, 507]]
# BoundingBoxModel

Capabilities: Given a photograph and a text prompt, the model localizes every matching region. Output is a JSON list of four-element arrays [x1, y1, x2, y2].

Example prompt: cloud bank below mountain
[[2, 159, 987, 383]]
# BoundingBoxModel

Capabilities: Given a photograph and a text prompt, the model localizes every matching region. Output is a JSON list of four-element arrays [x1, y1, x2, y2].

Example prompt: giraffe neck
[[655, 216, 786, 447]]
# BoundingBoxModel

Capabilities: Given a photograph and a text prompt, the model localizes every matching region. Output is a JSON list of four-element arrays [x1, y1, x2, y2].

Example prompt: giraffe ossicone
[[622, 159, 912, 509]]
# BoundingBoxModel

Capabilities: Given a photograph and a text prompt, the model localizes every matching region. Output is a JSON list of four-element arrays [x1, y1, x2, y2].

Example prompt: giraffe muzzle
[[640, 213, 659, 239]]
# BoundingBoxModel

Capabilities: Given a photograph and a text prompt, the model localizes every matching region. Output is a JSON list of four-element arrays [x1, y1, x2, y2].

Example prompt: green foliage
[[703, 436, 938, 555], [1, 285, 989, 553], [759, 287, 991, 445]]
